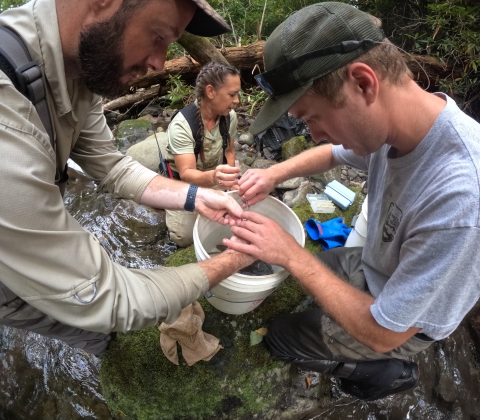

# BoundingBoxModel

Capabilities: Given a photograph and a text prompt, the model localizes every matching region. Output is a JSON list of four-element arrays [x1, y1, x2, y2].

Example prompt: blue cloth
[[305, 217, 352, 250]]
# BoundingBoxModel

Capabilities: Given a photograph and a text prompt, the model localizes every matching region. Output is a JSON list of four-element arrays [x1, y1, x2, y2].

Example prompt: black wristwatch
[[184, 184, 198, 211]]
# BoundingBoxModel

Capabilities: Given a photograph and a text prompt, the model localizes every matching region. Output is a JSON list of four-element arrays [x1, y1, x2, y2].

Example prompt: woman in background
[[162, 62, 241, 247]]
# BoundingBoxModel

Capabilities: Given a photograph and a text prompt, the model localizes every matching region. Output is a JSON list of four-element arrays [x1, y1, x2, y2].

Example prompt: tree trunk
[[177, 31, 230, 65]]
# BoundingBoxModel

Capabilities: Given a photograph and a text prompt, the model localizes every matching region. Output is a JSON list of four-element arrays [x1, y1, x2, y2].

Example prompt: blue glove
[[305, 217, 352, 250]]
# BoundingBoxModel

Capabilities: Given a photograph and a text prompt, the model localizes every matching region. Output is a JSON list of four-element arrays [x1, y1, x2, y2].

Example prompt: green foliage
[[165, 74, 195, 109], [418, 1, 480, 109], [209, 0, 327, 44], [239, 86, 268, 116], [355, 0, 480, 116], [0, 0, 27, 12]]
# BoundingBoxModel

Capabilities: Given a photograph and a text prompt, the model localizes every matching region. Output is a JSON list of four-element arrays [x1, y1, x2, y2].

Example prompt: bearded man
[[0, 0, 254, 357]]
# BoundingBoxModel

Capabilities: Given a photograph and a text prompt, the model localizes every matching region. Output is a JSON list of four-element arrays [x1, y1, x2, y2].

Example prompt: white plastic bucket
[[345, 196, 368, 247], [193, 191, 305, 315]]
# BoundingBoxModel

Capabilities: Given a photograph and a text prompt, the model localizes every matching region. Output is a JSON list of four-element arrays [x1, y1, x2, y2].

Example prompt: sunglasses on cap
[[255, 39, 376, 98]]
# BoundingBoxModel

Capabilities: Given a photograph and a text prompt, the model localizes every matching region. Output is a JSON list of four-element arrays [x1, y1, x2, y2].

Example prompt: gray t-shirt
[[332, 93, 480, 340]]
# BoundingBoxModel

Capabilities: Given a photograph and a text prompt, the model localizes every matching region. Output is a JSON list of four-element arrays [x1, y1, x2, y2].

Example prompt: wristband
[[184, 184, 198, 212]]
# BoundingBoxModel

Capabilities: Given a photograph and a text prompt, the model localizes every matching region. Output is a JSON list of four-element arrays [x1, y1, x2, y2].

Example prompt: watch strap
[[184, 184, 198, 211]]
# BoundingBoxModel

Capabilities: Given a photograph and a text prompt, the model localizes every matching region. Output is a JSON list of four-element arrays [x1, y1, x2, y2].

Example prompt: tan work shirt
[[0, 0, 208, 332], [164, 103, 237, 173]]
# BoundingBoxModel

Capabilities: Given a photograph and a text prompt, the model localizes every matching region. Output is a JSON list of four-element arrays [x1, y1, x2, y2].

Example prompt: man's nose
[[147, 53, 166, 72]]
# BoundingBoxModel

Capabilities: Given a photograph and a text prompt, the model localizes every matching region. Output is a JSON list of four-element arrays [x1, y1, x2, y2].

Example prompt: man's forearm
[[285, 247, 419, 353], [198, 249, 254, 288], [140, 175, 190, 209]]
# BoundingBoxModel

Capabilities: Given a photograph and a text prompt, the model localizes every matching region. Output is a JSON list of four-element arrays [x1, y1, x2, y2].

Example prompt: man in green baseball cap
[[224, 2, 480, 401]]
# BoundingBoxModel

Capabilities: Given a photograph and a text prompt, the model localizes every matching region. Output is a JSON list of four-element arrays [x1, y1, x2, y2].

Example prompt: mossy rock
[[100, 191, 365, 420], [114, 119, 154, 148], [281, 136, 307, 160]]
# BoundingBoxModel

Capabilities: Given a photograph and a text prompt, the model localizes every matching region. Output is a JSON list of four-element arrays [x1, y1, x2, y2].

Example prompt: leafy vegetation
[[1, 0, 478, 115]]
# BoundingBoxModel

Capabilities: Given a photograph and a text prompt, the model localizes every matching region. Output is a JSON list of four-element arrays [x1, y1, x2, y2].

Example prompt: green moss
[[101, 277, 307, 419], [117, 119, 152, 132], [164, 245, 197, 267], [100, 189, 365, 419], [281, 136, 307, 161]]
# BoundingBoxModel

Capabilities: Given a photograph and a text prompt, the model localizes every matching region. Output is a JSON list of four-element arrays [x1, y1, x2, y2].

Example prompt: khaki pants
[[166, 209, 199, 247], [265, 247, 434, 377], [0, 281, 113, 356]]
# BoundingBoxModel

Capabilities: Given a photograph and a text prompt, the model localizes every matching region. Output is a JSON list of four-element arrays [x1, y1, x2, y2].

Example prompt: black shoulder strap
[[177, 102, 201, 160], [176, 102, 231, 162], [0, 26, 54, 148]]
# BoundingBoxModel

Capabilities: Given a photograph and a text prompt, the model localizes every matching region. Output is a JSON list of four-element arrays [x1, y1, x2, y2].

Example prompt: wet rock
[[125, 133, 164, 172], [251, 158, 277, 170], [283, 180, 313, 208], [235, 150, 256, 164], [281, 136, 307, 160], [114, 137, 131, 154], [237, 115, 246, 127], [238, 132, 255, 146], [312, 181, 325, 192], [310, 166, 342, 185], [276, 177, 307, 190], [347, 168, 359, 179], [243, 156, 256, 167], [234, 140, 242, 152], [113, 119, 154, 148]]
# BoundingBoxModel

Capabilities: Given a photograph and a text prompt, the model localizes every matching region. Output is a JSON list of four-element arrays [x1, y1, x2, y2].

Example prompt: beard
[[78, 11, 146, 99]]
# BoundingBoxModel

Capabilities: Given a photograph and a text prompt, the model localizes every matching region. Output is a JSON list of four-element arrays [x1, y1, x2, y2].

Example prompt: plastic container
[[345, 197, 368, 247], [306, 193, 336, 213], [193, 192, 305, 315]]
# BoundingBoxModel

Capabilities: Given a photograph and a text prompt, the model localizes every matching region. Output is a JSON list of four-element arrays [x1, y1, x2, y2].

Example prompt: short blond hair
[[310, 40, 413, 107]]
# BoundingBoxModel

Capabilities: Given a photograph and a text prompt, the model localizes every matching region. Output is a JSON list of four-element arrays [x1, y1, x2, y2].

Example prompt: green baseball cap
[[250, 2, 385, 135]]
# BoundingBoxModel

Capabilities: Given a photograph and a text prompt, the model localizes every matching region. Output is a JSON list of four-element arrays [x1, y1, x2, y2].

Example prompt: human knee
[[168, 230, 194, 247]]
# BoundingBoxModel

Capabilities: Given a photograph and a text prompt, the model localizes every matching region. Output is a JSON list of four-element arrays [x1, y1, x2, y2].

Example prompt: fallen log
[[103, 85, 168, 112], [130, 41, 265, 90], [103, 41, 458, 113]]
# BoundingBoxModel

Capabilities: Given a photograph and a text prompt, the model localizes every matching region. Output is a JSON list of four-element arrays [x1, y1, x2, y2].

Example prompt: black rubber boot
[[338, 360, 419, 401]]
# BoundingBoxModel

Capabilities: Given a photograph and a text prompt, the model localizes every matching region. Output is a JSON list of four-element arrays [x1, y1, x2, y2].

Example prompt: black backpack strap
[[0, 26, 54, 149], [177, 103, 231, 163], [177, 102, 201, 161]]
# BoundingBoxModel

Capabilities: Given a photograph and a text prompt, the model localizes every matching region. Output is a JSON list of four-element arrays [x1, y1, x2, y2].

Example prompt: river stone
[[282, 180, 313, 208], [251, 158, 277, 170], [125, 133, 163, 172], [310, 166, 342, 185], [281, 136, 307, 161], [276, 177, 306, 190], [114, 118, 154, 148], [234, 140, 242, 151], [238, 132, 255, 146]]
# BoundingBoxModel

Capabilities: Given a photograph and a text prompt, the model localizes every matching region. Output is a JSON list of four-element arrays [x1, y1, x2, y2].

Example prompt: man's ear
[[205, 84, 216, 100], [347, 62, 379, 105]]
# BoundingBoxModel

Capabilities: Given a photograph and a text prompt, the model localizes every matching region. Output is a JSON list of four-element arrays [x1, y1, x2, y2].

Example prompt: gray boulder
[[282, 180, 313, 207]]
